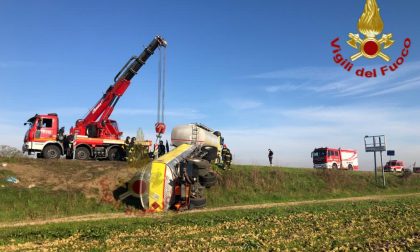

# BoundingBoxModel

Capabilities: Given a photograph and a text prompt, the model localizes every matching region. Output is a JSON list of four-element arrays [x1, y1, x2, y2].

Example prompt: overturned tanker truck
[[116, 123, 224, 211]]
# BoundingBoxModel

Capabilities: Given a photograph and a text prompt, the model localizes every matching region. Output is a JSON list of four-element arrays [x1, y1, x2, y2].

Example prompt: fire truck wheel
[[189, 197, 206, 209], [348, 164, 353, 170], [43, 145, 61, 159], [332, 163, 338, 170], [108, 147, 122, 161], [75, 147, 91, 160]]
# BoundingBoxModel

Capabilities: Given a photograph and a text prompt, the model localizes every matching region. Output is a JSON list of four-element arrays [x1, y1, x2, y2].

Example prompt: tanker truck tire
[[199, 172, 217, 188], [202, 146, 218, 161], [75, 147, 91, 160], [189, 197, 206, 209], [188, 158, 210, 169], [42, 145, 61, 159], [188, 158, 211, 177]]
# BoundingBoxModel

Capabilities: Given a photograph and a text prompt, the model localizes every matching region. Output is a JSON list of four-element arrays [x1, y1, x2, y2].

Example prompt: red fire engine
[[311, 147, 359, 170], [23, 36, 167, 160]]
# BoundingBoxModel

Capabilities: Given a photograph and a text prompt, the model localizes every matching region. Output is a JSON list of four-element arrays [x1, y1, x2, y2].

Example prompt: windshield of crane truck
[[24, 117, 35, 141], [25, 117, 36, 129], [312, 149, 326, 157]]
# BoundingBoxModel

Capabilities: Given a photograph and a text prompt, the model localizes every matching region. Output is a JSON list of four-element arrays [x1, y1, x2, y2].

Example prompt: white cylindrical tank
[[171, 124, 221, 148]]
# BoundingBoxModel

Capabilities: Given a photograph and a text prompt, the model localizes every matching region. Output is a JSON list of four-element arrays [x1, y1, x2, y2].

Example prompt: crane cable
[[157, 47, 162, 123], [154, 46, 167, 156], [156, 46, 166, 124], [162, 45, 166, 125]]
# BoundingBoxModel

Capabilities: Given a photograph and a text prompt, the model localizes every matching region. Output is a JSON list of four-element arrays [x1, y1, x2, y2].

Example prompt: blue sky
[[1, 1, 419, 169]]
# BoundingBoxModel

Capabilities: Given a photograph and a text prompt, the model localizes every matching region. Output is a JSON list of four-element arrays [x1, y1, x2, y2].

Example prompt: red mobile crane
[[23, 36, 167, 160]]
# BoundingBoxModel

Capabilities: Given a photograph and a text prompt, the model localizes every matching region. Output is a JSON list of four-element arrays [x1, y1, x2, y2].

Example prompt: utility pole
[[364, 135, 386, 187], [373, 136, 377, 183], [379, 137, 385, 187]]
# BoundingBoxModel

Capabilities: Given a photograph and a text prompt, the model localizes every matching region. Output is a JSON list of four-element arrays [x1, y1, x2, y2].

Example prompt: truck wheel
[[199, 172, 217, 188], [202, 146, 218, 161], [188, 158, 210, 169], [43, 145, 61, 159], [189, 197, 206, 209], [75, 147, 91, 160], [189, 158, 211, 177], [348, 164, 353, 170], [332, 163, 338, 170], [108, 147, 122, 161]]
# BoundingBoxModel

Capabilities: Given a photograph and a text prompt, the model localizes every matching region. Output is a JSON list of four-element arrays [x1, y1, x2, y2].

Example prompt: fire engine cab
[[311, 147, 359, 170]]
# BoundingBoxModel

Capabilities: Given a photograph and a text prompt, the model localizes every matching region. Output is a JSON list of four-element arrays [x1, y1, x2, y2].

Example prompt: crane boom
[[71, 36, 167, 138]]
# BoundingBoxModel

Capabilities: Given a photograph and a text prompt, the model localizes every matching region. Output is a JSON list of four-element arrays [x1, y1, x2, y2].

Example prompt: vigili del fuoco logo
[[331, 0, 411, 78]]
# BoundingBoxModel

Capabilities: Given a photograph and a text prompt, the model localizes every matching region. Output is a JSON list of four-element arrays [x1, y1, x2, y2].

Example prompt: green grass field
[[0, 159, 419, 250], [207, 165, 420, 206], [0, 187, 116, 221], [0, 196, 418, 251], [0, 160, 419, 222]]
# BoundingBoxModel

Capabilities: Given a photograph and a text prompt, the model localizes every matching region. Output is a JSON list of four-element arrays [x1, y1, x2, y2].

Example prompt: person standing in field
[[158, 140, 166, 157], [268, 149, 273, 166], [221, 144, 232, 169]]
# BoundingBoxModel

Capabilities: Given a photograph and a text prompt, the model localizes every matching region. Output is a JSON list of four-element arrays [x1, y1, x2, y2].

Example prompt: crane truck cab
[[23, 113, 64, 159]]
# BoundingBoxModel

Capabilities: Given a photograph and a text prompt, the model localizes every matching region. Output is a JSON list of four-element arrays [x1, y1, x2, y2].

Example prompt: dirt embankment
[[1, 159, 138, 198]]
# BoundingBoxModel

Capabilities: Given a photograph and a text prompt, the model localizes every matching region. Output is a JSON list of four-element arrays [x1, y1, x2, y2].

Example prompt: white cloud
[[365, 76, 420, 97], [221, 104, 420, 170], [250, 66, 342, 81], [254, 61, 420, 98], [225, 99, 262, 110], [264, 84, 302, 93]]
